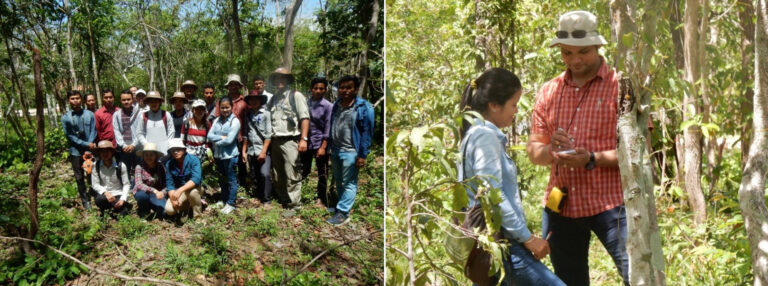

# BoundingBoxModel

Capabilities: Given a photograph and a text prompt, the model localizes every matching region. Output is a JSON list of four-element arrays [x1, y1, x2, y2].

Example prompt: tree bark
[[4, 37, 34, 126], [611, 0, 667, 284], [670, 0, 686, 70], [28, 48, 45, 242], [740, 0, 756, 167], [64, 0, 78, 89], [138, 4, 156, 91], [232, 0, 244, 55], [281, 0, 303, 70], [84, 2, 101, 105], [682, 0, 706, 225], [357, 0, 379, 99], [739, 2, 768, 285]]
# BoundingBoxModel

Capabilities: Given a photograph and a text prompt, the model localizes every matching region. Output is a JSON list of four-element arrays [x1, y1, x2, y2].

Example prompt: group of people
[[459, 11, 633, 286], [62, 68, 375, 226]]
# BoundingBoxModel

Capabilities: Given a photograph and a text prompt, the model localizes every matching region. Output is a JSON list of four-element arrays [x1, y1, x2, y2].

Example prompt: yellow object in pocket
[[546, 186, 568, 213]]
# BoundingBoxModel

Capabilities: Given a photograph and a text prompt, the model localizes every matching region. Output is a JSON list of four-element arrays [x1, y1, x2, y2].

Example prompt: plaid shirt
[[531, 57, 622, 218]]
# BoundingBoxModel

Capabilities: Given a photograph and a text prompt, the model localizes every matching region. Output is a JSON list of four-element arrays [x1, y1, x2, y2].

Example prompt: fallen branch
[[281, 229, 383, 286], [0, 236, 187, 286]]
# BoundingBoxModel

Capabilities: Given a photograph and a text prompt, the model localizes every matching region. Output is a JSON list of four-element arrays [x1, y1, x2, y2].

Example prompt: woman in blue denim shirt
[[459, 68, 564, 286], [208, 97, 241, 215]]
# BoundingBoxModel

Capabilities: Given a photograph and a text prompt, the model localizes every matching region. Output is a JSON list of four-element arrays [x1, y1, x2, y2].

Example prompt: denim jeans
[[331, 150, 359, 214], [491, 242, 565, 286], [133, 191, 167, 217], [542, 205, 629, 286], [215, 157, 239, 206], [247, 154, 273, 203]]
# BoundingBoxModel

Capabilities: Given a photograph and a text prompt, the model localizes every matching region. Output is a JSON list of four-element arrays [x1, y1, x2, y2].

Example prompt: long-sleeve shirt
[[207, 113, 241, 159], [112, 106, 140, 149], [459, 119, 531, 244], [268, 89, 310, 137], [244, 107, 273, 156], [95, 106, 118, 147], [91, 160, 130, 201], [136, 109, 175, 154], [329, 96, 375, 159], [307, 97, 333, 150], [165, 154, 202, 191], [133, 163, 166, 195], [61, 109, 97, 156], [214, 95, 247, 141]]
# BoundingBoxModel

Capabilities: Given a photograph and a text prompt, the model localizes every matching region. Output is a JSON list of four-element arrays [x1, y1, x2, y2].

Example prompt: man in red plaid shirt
[[526, 11, 629, 286]]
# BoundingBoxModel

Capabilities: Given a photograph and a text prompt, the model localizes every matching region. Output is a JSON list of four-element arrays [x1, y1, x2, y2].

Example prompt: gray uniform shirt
[[245, 107, 273, 156], [268, 89, 310, 137], [331, 105, 357, 153]]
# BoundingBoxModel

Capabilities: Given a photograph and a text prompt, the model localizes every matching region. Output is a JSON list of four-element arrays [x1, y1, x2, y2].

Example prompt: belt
[[272, 135, 300, 141]]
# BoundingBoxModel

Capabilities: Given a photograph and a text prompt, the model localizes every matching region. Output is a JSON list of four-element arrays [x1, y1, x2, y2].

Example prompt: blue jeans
[[133, 191, 167, 217], [542, 205, 629, 286], [216, 157, 239, 206], [492, 242, 565, 286], [331, 151, 359, 214]]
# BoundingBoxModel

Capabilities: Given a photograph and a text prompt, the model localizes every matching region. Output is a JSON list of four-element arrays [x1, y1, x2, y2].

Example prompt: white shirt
[[263, 90, 274, 106], [91, 160, 130, 201]]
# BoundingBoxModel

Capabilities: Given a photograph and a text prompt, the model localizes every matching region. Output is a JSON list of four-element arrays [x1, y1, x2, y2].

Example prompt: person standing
[[526, 11, 628, 286], [95, 89, 118, 147], [202, 82, 217, 124], [182, 99, 211, 162], [209, 97, 242, 214], [113, 89, 141, 183], [215, 75, 248, 190], [92, 140, 131, 217], [326, 75, 374, 225], [252, 75, 273, 105], [135, 89, 149, 112], [85, 93, 98, 113], [62, 90, 97, 210], [300, 77, 334, 211], [170, 91, 190, 138], [181, 80, 198, 110], [267, 68, 310, 208], [242, 91, 273, 205], [136, 91, 175, 155]]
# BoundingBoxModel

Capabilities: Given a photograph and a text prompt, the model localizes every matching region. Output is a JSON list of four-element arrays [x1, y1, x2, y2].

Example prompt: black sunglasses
[[556, 30, 590, 39]]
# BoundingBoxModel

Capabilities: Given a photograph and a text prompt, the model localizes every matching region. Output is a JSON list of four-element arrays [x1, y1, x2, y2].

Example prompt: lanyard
[[554, 79, 594, 181]]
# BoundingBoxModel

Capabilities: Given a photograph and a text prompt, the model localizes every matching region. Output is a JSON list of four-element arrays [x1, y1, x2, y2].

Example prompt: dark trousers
[[247, 154, 273, 203], [134, 191, 167, 218], [542, 205, 629, 286], [300, 148, 332, 207], [94, 193, 131, 217], [68, 155, 91, 207], [237, 142, 248, 190], [117, 150, 140, 188]]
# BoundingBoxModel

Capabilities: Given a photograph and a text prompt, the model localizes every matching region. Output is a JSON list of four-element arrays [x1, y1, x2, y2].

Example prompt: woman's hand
[[523, 236, 550, 260]]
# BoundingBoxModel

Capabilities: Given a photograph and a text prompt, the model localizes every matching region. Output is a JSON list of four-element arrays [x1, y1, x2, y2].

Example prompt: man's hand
[[551, 128, 574, 151], [523, 236, 550, 260], [124, 145, 135, 153], [105, 192, 115, 203], [241, 153, 248, 164], [355, 157, 366, 168], [298, 140, 308, 153], [115, 199, 125, 209], [257, 151, 267, 163], [552, 147, 590, 168], [89, 143, 96, 150], [154, 190, 165, 200], [317, 147, 326, 157], [169, 190, 180, 207]]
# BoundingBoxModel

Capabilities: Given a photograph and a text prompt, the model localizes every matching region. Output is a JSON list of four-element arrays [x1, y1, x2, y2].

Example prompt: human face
[[129, 86, 137, 95], [193, 106, 206, 120], [102, 92, 114, 108], [203, 88, 215, 103], [85, 94, 97, 109], [227, 83, 241, 96], [147, 98, 162, 112], [220, 101, 232, 118], [338, 81, 357, 102], [487, 89, 523, 129], [559, 44, 601, 79], [143, 152, 157, 167], [99, 148, 114, 162], [246, 97, 262, 110], [68, 94, 82, 110], [273, 77, 287, 90], [136, 94, 146, 106], [172, 98, 185, 111], [120, 93, 133, 109], [171, 148, 185, 161], [311, 82, 327, 100], [253, 80, 265, 93]]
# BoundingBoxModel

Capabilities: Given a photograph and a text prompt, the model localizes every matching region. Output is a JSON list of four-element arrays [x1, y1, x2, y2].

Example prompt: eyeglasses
[[555, 30, 592, 39]]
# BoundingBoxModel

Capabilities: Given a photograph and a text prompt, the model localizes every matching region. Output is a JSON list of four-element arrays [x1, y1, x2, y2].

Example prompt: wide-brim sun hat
[[549, 11, 608, 48], [167, 138, 186, 154], [245, 90, 268, 104], [137, 143, 164, 158], [170, 91, 188, 103], [269, 67, 295, 86], [224, 74, 243, 88], [181, 80, 197, 90], [96, 140, 116, 151], [145, 91, 163, 102]]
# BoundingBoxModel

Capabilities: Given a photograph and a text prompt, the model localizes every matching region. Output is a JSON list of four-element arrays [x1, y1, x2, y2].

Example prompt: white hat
[[549, 11, 608, 47], [137, 143, 164, 157], [135, 89, 147, 97], [167, 138, 186, 153], [224, 74, 243, 87], [191, 99, 206, 109]]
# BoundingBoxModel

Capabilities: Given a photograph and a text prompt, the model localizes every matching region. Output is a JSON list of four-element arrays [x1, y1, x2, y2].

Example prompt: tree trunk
[[281, 0, 303, 70], [740, 0, 756, 167], [64, 0, 78, 89], [739, 1, 768, 284], [28, 48, 45, 242], [670, 0, 686, 70], [4, 38, 34, 126], [473, 0, 490, 72], [232, 0, 244, 55], [610, 0, 666, 284], [0, 80, 25, 139], [85, 2, 101, 105], [682, 0, 706, 225], [357, 0, 379, 99], [138, 5, 156, 91]]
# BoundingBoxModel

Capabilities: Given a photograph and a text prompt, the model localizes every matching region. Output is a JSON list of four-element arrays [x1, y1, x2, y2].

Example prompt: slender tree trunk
[[64, 0, 78, 89], [611, 0, 666, 284], [739, 1, 768, 284], [28, 48, 45, 243], [357, 0, 379, 99], [85, 3, 101, 105], [670, 0, 686, 70], [473, 0, 489, 72], [281, 0, 303, 70], [682, 0, 706, 225], [232, 0, 244, 55], [0, 80, 25, 138], [740, 0, 756, 167], [4, 38, 33, 126], [138, 6, 156, 91]]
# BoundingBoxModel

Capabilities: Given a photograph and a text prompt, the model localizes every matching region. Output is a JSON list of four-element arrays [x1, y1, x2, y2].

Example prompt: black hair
[[219, 96, 233, 106], [203, 82, 215, 90], [310, 77, 329, 88], [102, 88, 113, 96], [459, 68, 522, 138], [253, 75, 264, 82], [120, 89, 132, 96], [338, 75, 360, 89], [67, 90, 82, 99]]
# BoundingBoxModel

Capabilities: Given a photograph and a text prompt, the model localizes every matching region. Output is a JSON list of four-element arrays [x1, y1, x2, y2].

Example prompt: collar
[[563, 56, 610, 86], [480, 119, 507, 146], [70, 108, 84, 115], [100, 159, 118, 169]]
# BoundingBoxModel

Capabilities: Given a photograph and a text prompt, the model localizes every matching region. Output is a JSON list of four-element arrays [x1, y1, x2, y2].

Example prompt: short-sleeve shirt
[[531, 57, 622, 218], [268, 89, 310, 137]]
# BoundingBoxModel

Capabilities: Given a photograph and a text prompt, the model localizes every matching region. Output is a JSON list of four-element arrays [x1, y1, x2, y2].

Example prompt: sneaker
[[327, 212, 349, 226], [213, 202, 224, 209], [221, 204, 236, 214]]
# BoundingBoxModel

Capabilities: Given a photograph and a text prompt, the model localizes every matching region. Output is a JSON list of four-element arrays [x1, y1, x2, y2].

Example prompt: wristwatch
[[302, 136, 309, 141], [585, 152, 596, 171]]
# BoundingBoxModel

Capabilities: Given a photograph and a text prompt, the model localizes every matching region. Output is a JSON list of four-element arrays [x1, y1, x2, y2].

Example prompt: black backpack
[[96, 159, 123, 186]]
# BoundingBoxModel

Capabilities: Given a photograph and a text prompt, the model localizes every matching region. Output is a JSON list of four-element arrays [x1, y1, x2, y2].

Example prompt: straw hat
[[96, 140, 115, 151], [549, 11, 608, 47], [269, 67, 295, 85], [181, 80, 197, 90], [170, 91, 188, 103], [224, 74, 243, 87], [137, 143, 164, 158], [145, 91, 163, 102]]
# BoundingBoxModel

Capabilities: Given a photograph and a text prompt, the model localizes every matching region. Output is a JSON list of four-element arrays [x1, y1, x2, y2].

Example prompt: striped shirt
[[181, 120, 210, 160], [132, 163, 166, 195], [531, 57, 622, 218], [120, 109, 133, 143]]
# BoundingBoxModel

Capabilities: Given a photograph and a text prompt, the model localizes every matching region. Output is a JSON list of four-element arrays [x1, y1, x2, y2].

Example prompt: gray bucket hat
[[269, 67, 295, 86], [224, 74, 243, 87], [549, 11, 608, 47]]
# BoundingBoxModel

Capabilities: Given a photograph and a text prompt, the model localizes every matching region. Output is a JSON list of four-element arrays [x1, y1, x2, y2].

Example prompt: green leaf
[[621, 32, 633, 47], [410, 126, 429, 151]]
